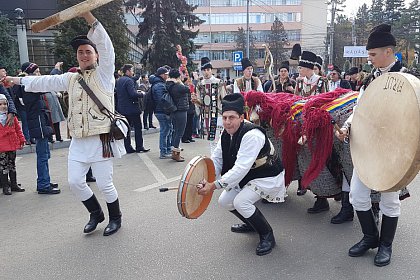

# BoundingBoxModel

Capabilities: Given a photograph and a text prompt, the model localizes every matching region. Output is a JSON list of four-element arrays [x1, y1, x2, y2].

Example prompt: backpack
[[161, 91, 177, 115], [144, 84, 155, 112]]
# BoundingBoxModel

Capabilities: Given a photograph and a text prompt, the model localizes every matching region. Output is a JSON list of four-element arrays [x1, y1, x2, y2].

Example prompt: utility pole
[[15, 8, 29, 65], [246, 0, 250, 58], [328, 0, 337, 65]]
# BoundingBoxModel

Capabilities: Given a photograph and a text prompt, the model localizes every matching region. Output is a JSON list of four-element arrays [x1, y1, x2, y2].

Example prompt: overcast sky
[[342, 0, 413, 17]]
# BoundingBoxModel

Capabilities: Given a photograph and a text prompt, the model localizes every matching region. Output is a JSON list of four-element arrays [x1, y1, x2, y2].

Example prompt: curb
[[16, 127, 160, 155]]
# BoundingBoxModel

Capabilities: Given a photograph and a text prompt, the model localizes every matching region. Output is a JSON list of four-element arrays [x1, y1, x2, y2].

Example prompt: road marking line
[[133, 175, 180, 192], [136, 152, 167, 182]]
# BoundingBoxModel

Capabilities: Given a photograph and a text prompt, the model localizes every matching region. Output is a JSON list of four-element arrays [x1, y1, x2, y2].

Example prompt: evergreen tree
[[53, 0, 129, 71], [0, 13, 19, 74], [354, 4, 370, 46], [268, 17, 288, 71], [394, 0, 419, 64], [369, 0, 385, 23], [384, 0, 405, 25], [235, 27, 257, 66], [126, 0, 203, 72], [332, 15, 352, 67]]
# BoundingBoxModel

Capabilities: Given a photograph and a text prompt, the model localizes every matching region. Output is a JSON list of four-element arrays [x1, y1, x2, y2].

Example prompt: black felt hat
[[222, 93, 245, 115], [70, 35, 98, 53], [299, 51, 317, 69], [279, 61, 290, 72], [315, 56, 323, 69], [290, 43, 302, 60], [366, 24, 396, 50], [241, 58, 253, 70], [348, 67, 359, 75], [200, 57, 212, 70]]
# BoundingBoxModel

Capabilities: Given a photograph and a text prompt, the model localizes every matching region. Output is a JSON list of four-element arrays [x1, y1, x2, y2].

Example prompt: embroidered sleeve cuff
[[214, 180, 224, 189]]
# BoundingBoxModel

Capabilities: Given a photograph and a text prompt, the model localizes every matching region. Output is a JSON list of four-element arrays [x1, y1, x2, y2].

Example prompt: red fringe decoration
[[300, 88, 351, 187]]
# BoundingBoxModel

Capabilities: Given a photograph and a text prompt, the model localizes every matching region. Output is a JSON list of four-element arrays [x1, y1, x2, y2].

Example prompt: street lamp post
[[15, 8, 29, 65]]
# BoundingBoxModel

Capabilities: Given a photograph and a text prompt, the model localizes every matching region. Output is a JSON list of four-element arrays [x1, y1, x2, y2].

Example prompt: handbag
[[77, 76, 129, 140]]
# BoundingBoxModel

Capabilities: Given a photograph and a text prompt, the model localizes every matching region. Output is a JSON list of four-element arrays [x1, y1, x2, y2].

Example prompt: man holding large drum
[[197, 93, 286, 256], [336, 24, 406, 267]]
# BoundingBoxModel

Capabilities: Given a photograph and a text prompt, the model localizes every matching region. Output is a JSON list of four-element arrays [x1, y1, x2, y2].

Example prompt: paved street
[[1, 131, 419, 280]]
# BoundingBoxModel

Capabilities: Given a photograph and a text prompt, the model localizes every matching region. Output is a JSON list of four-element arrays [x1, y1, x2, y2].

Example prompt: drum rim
[[177, 156, 215, 219]]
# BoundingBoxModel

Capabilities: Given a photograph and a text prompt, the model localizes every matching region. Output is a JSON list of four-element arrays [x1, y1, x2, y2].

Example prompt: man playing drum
[[336, 24, 404, 267], [197, 93, 286, 256]]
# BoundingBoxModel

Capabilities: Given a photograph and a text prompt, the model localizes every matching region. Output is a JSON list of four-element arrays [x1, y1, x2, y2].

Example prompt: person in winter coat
[[0, 94, 26, 195], [167, 69, 190, 162], [150, 67, 173, 159], [116, 64, 149, 153]]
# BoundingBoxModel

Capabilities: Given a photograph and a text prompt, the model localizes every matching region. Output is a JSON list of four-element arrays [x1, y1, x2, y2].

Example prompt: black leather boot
[[246, 208, 275, 256], [82, 194, 105, 233], [86, 168, 96, 183], [296, 180, 307, 196], [9, 171, 25, 192], [1, 173, 11, 195], [104, 199, 122, 236], [374, 215, 398, 267], [331, 191, 354, 224], [230, 210, 255, 233], [348, 209, 379, 257], [307, 197, 329, 213]]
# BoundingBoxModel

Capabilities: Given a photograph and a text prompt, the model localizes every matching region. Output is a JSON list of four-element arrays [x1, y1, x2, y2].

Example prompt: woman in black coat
[[167, 69, 189, 162]]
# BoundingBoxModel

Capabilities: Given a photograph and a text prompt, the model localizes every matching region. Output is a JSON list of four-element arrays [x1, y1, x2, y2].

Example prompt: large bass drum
[[177, 156, 215, 219], [351, 72, 420, 192]]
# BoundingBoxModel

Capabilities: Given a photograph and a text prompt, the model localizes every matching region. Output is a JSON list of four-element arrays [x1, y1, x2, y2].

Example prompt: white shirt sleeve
[[211, 139, 223, 180], [21, 73, 73, 92], [233, 80, 240, 94], [216, 129, 265, 188], [256, 79, 264, 92], [87, 22, 115, 93]]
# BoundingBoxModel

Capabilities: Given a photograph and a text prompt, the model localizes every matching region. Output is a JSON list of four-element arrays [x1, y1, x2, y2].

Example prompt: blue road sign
[[395, 52, 402, 61], [233, 65, 242, 71], [233, 51, 243, 63]]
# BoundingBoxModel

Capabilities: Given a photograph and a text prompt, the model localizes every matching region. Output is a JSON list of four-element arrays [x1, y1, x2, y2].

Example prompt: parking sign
[[233, 51, 243, 63]]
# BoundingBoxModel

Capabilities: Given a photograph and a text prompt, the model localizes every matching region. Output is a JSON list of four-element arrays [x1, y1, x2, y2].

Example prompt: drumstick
[[159, 187, 178, 192], [331, 120, 343, 134]]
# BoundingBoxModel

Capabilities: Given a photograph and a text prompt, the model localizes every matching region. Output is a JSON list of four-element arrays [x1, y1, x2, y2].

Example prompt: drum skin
[[351, 72, 420, 192], [177, 156, 215, 219]]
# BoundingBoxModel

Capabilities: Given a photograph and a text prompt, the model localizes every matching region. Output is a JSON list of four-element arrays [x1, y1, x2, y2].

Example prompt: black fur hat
[[366, 24, 396, 50], [222, 93, 245, 115], [241, 58, 253, 70], [290, 44, 302, 60], [279, 61, 290, 72]]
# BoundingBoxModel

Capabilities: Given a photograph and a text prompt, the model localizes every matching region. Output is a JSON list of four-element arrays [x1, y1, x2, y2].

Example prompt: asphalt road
[[1, 132, 419, 280]]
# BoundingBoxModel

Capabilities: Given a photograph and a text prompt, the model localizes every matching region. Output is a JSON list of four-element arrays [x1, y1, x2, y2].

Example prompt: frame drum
[[351, 72, 420, 192], [177, 156, 215, 219]]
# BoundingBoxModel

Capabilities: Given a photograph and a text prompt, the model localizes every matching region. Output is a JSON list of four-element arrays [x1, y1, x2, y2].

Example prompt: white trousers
[[349, 168, 400, 217], [218, 187, 261, 218], [342, 173, 350, 192], [68, 159, 118, 203]]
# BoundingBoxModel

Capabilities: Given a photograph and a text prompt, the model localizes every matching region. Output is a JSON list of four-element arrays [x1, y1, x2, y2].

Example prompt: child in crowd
[[0, 94, 26, 195]]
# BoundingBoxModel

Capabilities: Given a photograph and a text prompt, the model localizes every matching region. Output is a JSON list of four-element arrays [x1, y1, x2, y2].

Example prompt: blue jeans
[[155, 113, 173, 156], [171, 111, 187, 148], [36, 138, 51, 190]]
